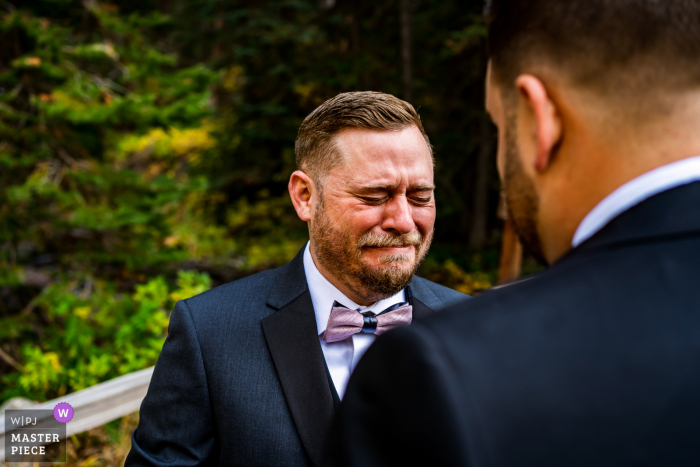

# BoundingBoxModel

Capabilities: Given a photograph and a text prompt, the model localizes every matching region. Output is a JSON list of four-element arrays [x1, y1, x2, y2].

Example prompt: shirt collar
[[303, 242, 406, 336], [572, 155, 700, 247]]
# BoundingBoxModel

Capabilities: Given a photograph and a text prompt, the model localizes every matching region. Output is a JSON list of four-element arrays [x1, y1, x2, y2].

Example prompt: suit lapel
[[410, 296, 436, 320], [262, 248, 334, 467], [406, 281, 440, 320]]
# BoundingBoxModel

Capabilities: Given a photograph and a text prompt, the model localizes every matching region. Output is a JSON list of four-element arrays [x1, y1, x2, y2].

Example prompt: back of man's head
[[484, 0, 700, 264], [486, 0, 700, 106]]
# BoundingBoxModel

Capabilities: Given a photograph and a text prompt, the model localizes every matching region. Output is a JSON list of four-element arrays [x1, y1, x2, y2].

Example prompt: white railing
[[0, 366, 153, 460]]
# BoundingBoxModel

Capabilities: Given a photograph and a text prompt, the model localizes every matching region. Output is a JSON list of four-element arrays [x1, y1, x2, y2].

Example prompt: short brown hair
[[295, 91, 431, 185], [486, 0, 700, 98]]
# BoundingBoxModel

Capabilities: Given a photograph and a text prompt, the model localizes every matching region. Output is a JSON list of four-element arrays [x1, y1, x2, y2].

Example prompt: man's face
[[486, 65, 547, 264], [309, 125, 436, 302]]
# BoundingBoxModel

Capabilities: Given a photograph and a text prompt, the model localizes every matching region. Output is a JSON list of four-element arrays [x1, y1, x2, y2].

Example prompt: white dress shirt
[[572, 156, 700, 247], [303, 242, 406, 398]]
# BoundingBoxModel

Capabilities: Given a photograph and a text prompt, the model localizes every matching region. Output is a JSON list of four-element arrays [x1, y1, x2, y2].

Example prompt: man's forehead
[[340, 160, 434, 190], [327, 126, 434, 189], [338, 127, 430, 162]]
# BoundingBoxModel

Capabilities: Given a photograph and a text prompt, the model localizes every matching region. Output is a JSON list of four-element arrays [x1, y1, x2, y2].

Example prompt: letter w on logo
[[58, 409, 69, 417]]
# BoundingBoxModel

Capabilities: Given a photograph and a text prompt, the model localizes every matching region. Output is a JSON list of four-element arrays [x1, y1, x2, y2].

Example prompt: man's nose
[[381, 196, 415, 235]]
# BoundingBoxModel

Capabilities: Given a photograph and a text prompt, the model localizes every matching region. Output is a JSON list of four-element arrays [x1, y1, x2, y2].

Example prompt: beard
[[502, 114, 548, 265], [309, 199, 433, 302]]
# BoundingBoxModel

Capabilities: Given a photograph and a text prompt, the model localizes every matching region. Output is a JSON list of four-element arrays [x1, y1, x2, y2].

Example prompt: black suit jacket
[[331, 182, 700, 467], [125, 246, 466, 467]]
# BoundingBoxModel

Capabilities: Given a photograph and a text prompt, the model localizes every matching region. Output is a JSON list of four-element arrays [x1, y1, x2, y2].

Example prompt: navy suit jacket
[[125, 246, 466, 467], [330, 182, 700, 466]]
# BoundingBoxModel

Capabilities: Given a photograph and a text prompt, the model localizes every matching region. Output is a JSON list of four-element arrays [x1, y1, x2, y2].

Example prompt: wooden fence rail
[[0, 366, 153, 461]]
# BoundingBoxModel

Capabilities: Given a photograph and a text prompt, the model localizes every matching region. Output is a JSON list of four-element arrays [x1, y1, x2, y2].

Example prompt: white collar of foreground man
[[573, 155, 700, 247]]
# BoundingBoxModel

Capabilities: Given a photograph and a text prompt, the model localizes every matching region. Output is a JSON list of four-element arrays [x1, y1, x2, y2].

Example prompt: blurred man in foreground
[[125, 91, 466, 467], [330, 1, 700, 466]]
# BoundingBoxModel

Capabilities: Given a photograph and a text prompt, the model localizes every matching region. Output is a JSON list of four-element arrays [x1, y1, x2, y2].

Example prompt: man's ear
[[288, 170, 316, 222], [515, 75, 563, 172]]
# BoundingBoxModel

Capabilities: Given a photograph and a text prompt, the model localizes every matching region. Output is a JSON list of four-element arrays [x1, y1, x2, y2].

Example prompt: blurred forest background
[[0, 0, 516, 462]]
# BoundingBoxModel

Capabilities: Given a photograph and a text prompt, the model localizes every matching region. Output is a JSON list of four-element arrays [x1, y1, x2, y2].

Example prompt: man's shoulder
[[417, 257, 596, 339], [414, 236, 697, 356], [181, 267, 280, 318], [410, 275, 470, 309]]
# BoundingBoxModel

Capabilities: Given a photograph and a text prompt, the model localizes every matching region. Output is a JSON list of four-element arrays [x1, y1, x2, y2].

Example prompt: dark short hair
[[295, 91, 431, 185], [485, 0, 700, 95]]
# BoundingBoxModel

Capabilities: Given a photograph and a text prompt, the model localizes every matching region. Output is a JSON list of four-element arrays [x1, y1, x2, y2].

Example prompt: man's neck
[[309, 243, 376, 306], [539, 92, 700, 263]]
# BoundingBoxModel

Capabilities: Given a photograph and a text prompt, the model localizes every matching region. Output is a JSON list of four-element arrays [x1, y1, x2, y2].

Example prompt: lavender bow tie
[[320, 301, 413, 343]]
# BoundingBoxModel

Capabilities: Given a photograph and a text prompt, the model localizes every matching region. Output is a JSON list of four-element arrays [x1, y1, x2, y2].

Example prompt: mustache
[[356, 230, 423, 249]]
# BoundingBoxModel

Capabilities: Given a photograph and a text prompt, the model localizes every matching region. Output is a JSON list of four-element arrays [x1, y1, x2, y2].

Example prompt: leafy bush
[[1, 270, 210, 401], [0, 1, 304, 405]]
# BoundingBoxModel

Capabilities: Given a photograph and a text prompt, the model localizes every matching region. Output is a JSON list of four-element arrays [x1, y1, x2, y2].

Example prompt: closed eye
[[358, 196, 388, 205], [410, 197, 432, 204]]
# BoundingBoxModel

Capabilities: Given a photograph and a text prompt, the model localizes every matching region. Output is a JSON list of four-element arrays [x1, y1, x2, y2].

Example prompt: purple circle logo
[[53, 402, 74, 423]]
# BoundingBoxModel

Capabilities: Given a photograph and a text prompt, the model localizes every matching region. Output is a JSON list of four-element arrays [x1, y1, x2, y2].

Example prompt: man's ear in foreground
[[514, 74, 563, 175]]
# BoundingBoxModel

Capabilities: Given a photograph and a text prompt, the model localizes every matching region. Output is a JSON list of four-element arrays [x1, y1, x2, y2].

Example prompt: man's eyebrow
[[353, 184, 395, 192], [410, 184, 436, 191], [354, 184, 435, 192]]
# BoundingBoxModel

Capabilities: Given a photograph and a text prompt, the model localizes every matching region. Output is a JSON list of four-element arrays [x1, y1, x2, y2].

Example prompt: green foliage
[[0, 0, 503, 410], [1, 270, 211, 401], [0, 0, 304, 404], [0, 1, 223, 273]]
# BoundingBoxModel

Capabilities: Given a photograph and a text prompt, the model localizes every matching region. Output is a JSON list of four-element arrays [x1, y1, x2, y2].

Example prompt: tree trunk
[[468, 117, 493, 250], [399, 0, 412, 103], [350, 0, 360, 53], [212, 1, 225, 60]]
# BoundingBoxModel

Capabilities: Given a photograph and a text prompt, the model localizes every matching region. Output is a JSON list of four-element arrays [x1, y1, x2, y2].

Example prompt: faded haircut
[[485, 0, 700, 100]]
